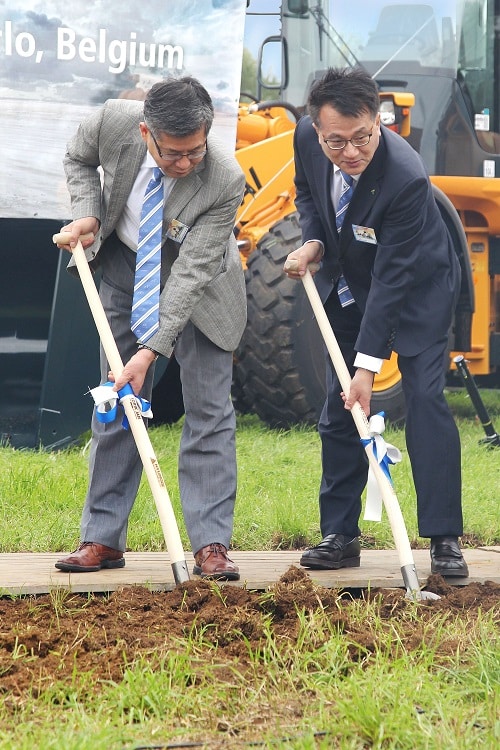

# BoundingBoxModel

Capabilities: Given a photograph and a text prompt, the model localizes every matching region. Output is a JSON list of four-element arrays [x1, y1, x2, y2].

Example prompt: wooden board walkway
[[1, 547, 499, 596]]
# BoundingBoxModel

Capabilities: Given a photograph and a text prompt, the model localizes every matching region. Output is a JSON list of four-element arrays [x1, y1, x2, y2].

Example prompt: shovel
[[53, 232, 190, 584], [285, 262, 439, 601]]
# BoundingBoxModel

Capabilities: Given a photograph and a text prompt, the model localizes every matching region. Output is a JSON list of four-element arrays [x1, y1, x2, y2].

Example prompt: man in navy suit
[[284, 67, 468, 577]]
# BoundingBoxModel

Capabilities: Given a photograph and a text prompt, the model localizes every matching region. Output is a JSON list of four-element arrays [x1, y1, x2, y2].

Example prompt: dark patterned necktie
[[336, 170, 355, 307], [336, 170, 354, 232]]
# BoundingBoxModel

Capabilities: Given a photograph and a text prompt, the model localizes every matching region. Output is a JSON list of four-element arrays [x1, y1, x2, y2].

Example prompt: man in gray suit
[[55, 77, 246, 580]]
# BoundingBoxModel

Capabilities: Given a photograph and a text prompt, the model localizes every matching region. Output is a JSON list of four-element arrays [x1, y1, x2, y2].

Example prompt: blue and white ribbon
[[360, 412, 402, 522], [90, 381, 153, 428]]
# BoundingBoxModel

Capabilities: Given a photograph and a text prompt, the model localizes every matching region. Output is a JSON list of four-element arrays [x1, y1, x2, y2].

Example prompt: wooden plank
[[0, 548, 498, 596]]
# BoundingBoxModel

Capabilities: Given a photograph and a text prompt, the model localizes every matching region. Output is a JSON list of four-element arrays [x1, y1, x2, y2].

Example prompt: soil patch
[[1, 567, 499, 702]]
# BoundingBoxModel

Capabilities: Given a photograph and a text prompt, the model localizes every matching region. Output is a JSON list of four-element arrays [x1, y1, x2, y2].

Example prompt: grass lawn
[[0, 387, 498, 750], [0, 388, 498, 554]]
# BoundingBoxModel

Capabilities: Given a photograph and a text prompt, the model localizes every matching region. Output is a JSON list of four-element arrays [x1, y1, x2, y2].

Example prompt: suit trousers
[[319, 293, 463, 540], [80, 235, 237, 555]]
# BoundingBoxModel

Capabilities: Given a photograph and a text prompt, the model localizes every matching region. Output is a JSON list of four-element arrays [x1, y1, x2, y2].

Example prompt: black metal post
[[453, 356, 500, 448]]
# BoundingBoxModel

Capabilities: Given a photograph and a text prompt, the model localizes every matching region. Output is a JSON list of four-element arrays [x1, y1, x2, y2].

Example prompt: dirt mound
[[1, 567, 499, 703]]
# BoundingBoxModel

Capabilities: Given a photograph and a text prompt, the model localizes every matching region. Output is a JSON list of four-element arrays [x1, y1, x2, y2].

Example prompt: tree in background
[[240, 48, 258, 99]]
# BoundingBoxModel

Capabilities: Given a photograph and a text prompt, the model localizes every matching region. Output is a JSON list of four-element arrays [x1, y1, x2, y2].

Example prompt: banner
[[0, 0, 247, 219]]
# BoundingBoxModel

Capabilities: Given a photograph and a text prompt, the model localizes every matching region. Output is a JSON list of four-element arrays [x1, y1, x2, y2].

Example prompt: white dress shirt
[[116, 152, 176, 251]]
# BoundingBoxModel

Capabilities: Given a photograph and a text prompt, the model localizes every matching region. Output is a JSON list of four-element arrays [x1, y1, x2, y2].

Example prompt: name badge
[[352, 224, 377, 244], [166, 219, 190, 243]]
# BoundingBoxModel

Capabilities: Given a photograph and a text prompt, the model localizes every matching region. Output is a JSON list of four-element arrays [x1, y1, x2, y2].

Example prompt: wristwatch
[[137, 343, 160, 361]]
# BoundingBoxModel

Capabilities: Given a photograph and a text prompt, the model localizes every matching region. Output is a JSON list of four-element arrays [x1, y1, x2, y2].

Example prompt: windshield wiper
[[309, 3, 360, 68]]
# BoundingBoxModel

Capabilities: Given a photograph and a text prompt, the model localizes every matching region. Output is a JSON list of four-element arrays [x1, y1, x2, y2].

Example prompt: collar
[[334, 164, 360, 185], [144, 151, 162, 172]]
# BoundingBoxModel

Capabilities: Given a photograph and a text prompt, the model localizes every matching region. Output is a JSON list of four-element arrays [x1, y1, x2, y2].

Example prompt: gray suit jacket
[[63, 99, 247, 358]]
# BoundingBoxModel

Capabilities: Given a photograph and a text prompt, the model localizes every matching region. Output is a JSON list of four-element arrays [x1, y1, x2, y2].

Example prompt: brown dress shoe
[[55, 542, 125, 572], [193, 543, 240, 581]]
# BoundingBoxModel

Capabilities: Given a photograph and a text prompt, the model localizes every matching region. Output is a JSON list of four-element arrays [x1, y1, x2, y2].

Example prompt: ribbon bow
[[89, 381, 153, 429], [360, 412, 402, 522]]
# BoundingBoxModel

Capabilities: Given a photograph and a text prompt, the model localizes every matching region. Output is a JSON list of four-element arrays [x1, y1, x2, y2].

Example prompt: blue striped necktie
[[131, 167, 164, 341], [336, 170, 355, 308]]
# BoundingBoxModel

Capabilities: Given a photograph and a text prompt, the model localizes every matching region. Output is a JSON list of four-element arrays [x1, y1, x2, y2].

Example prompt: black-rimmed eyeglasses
[[149, 130, 207, 162], [323, 126, 374, 151]]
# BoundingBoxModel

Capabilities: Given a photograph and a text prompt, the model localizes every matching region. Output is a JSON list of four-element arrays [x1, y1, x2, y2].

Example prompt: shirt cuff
[[304, 239, 325, 258], [354, 352, 383, 374]]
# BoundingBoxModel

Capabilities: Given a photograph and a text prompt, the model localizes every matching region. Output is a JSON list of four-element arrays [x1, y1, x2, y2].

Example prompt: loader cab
[[252, 0, 500, 177]]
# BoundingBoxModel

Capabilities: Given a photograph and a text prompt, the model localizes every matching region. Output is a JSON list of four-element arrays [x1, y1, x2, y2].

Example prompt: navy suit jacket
[[294, 117, 461, 359]]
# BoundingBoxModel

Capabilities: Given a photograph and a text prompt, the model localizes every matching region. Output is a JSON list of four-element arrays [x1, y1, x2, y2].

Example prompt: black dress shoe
[[430, 536, 469, 577], [300, 534, 361, 570]]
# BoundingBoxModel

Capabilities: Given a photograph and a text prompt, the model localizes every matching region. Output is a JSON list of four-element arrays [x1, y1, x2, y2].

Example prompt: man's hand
[[284, 241, 323, 279], [56, 218, 99, 252], [109, 348, 157, 395], [342, 367, 375, 415]]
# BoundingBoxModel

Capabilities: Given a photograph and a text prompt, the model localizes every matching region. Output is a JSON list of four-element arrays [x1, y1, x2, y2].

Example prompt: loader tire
[[233, 212, 407, 427], [233, 213, 325, 427]]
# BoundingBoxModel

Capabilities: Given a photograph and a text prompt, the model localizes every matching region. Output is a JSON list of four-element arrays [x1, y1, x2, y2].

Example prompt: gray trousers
[[80, 237, 237, 555]]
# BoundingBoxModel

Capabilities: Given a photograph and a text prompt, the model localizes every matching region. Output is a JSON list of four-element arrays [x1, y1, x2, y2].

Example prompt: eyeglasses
[[323, 126, 374, 151], [149, 130, 207, 162]]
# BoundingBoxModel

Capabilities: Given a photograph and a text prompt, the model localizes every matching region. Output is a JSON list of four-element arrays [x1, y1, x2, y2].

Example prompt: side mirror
[[257, 35, 289, 98]]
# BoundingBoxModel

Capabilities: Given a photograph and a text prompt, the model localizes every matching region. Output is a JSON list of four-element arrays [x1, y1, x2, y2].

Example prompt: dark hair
[[307, 67, 380, 125], [144, 76, 214, 137]]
